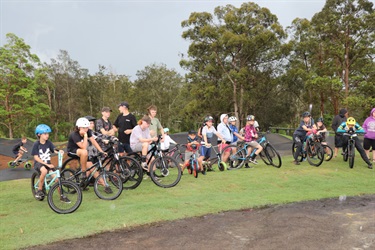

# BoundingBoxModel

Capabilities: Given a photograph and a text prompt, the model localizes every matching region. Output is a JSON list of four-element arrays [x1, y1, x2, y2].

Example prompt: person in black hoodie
[[331, 108, 348, 157]]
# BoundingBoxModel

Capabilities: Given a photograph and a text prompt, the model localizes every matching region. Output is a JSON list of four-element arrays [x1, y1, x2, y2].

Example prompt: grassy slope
[[0, 155, 374, 249]]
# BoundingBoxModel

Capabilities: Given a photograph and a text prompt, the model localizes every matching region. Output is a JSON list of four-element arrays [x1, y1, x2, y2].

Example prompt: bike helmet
[[302, 111, 311, 117], [188, 130, 197, 134], [84, 115, 96, 122], [163, 128, 169, 133], [35, 124, 52, 135], [317, 117, 324, 123], [204, 116, 214, 122], [346, 117, 356, 126], [247, 115, 255, 121], [76, 117, 90, 128], [228, 116, 237, 122]]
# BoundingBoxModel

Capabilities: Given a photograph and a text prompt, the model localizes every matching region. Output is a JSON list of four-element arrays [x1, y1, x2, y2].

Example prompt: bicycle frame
[[33, 169, 60, 192]]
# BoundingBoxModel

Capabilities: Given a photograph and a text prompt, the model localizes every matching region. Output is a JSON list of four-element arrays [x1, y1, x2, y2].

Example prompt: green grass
[[1, 156, 374, 249]]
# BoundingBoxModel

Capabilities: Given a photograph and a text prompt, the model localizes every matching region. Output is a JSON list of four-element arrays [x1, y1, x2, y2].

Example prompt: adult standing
[[113, 101, 137, 155], [362, 107, 375, 163], [147, 105, 165, 139], [331, 108, 348, 157]]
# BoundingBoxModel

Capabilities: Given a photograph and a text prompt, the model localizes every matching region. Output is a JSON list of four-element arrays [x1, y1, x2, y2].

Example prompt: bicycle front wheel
[[150, 156, 181, 188], [307, 142, 324, 167], [94, 172, 123, 200], [348, 143, 355, 169], [116, 156, 143, 190], [264, 144, 282, 168], [47, 180, 82, 214]]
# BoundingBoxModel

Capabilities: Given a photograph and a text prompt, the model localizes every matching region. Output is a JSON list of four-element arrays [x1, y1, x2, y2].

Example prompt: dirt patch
[[25, 194, 375, 250]]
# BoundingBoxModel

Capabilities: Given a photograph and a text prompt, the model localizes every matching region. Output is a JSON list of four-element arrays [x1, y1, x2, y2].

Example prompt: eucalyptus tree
[[133, 63, 185, 129], [0, 33, 50, 138], [181, 2, 286, 128]]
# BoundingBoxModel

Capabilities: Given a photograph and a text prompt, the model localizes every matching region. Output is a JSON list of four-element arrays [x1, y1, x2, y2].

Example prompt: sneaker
[[368, 164, 373, 169], [249, 158, 258, 165], [35, 190, 44, 199], [201, 168, 206, 175], [60, 195, 71, 203], [244, 163, 253, 169], [293, 160, 300, 165], [141, 162, 148, 171], [104, 186, 113, 194], [325, 155, 331, 160], [154, 176, 162, 182]]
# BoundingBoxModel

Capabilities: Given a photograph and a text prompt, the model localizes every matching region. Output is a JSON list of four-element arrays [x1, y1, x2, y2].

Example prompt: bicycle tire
[[348, 142, 355, 169], [116, 156, 143, 190], [31, 172, 45, 201], [307, 142, 324, 167], [94, 172, 123, 200], [292, 142, 304, 162], [8, 161, 16, 168], [61, 157, 81, 172], [223, 145, 245, 169], [47, 180, 82, 214], [264, 144, 282, 168], [150, 156, 181, 188], [323, 145, 333, 161], [193, 160, 198, 178], [24, 162, 32, 170], [60, 168, 80, 193]]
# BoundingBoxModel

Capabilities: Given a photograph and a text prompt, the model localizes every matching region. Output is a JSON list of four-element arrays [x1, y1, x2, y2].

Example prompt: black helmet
[[317, 117, 324, 122], [302, 111, 311, 117], [188, 130, 197, 134], [204, 116, 214, 122], [85, 116, 96, 122]]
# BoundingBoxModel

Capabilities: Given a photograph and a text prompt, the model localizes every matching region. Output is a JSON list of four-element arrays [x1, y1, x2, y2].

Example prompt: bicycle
[[127, 135, 182, 188], [62, 138, 143, 190], [8, 149, 32, 170], [186, 149, 199, 178], [31, 152, 82, 214], [61, 152, 123, 200], [256, 133, 282, 168], [341, 132, 358, 168], [165, 143, 186, 165], [292, 132, 324, 167]]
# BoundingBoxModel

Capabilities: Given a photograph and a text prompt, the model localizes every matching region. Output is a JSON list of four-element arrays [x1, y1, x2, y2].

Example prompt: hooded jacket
[[331, 108, 347, 132], [363, 108, 375, 140], [217, 114, 233, 143]]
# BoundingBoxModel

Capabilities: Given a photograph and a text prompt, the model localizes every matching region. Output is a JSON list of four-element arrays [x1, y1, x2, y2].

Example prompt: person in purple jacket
[[362, 107, 375, 163]]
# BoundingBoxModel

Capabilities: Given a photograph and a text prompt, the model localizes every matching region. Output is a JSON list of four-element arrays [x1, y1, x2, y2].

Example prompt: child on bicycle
[[315, 117, 331, 160], [10, 137, 28, 167], [160, 128, 177, 151], [198, 116, 226, 174], [337, 117, 372, 169], [292, 111, 316, 165], [181, 130, 200, 174], [31, 124, 67, 201], [243, 115, 263, 168]]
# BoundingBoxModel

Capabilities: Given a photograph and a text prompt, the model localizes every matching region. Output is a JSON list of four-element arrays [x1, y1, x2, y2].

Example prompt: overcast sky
[[1, 0, 326, 79]]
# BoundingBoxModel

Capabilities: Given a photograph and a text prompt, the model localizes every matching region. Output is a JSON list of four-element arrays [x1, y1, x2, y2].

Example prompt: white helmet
[[163, 128, 169, 133], [76, 117, 90, 128], [228, 116, 237, 122]]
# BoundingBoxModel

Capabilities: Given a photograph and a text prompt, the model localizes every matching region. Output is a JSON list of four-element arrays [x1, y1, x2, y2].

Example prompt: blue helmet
[[35, 124, 52, 135]]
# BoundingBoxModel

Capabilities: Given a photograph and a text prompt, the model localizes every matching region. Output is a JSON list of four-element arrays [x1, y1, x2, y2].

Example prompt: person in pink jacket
[[362, 107, 375, 163]]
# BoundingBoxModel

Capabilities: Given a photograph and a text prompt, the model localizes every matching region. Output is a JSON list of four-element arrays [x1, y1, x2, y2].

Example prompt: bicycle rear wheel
[[31, 172, 45, 201], [323, 145, 333, 161], [94, 172, 123, 200], [61, 157, 81, 172], [60, 168, 80, 193], [223, 145, 245, 169], [264, 144, 282, 168], [150, 156, 181, 188], [307, 142, 324, 167], [292, 142, 304, 162], [116, 156, 143, 190], [348, 143, 355, 169], [47, 180, 82, 214]]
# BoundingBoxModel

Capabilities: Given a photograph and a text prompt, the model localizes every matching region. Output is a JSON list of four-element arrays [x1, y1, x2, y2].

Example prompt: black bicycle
[[292, 132, 324, 167], [342, 132, 358, 169], [61, 152, 123, 200], [128, 136, 182, 188]]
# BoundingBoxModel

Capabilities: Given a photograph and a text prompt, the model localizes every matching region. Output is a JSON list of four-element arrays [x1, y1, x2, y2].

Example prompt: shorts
[[245, 141, 260, 148], [118, 142, 133, 154], [218, 143, 232, 153], [334, 134, 344, 148], [130, 143, 151, 153], [199, 145, 211, 159], [363, 138, 375, 150], [185, 150, 199, 161], [34, 162, 53, 173]]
